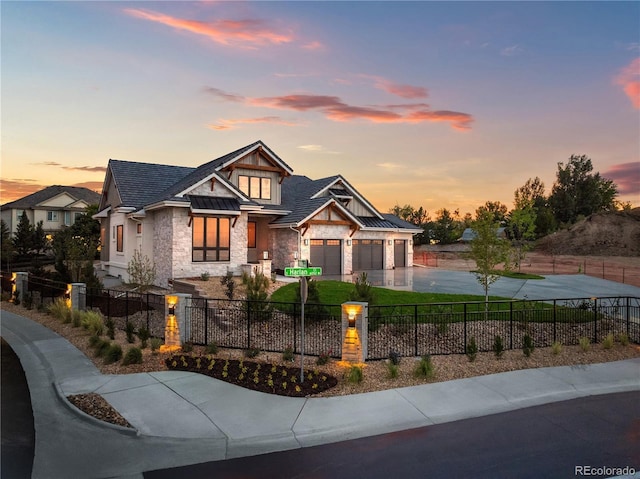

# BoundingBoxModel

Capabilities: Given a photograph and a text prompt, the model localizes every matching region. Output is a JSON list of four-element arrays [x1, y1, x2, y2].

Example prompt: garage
[[310, 239, 342, 275], [352, 239, 384, 270], [394, 239, 406, 267]]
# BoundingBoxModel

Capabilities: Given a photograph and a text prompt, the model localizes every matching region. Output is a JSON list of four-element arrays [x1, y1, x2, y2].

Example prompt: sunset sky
[[2, 1, 639, 215]]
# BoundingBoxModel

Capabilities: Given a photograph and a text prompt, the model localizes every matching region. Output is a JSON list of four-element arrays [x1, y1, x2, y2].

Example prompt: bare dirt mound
[[536, 208, 640, 257]]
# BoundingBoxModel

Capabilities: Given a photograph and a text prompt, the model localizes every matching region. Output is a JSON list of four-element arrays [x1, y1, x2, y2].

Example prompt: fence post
[[247, 301, 252, 350], [553, 299, 557, 344], [414, 304, 418, 357], [463, 303, 467, 352], [509, 302, 513, 350], [293, 302, 298, 353], [593, 298, 598, 343], [13, 272, 29, 304], [204, 298, 209, 345], [626, 297, 630, 337], [146, 292, 150, 331], [69, 283, 86, 311]]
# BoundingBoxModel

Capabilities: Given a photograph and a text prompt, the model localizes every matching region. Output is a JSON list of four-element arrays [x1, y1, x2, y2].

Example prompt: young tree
[[126, 248, 157, 291], [506, 206, 536, 272], [466, 211, 512, 315], [548, 154, 618, 225]]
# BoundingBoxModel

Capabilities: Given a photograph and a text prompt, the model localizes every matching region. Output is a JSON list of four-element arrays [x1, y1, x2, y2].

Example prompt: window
[[137, 224, 142, 234], [47, 211, 59, 221], [238, 175, 271, 200], [116, 225, 123, 252], [192, 217, 230, 262], [64, 211, 71, 226], [247, 221, 256, 248]]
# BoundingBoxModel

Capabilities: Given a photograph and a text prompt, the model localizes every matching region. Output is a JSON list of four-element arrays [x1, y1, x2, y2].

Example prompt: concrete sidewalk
[[2, 310, 639, 479]]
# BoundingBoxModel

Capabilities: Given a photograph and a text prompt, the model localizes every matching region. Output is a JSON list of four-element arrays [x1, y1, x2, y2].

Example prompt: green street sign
[[284, 267, 323, 277]]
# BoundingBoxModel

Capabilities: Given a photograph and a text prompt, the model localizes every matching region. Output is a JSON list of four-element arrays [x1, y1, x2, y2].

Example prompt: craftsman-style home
[[95, 141, 420, 287]]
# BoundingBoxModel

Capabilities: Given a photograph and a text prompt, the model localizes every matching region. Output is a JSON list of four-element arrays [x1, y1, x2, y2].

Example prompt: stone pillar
[[163, 293, 191, 350], [69, 283, 86, 311], [258, 258, 272, 277], [13, 272, 28, 304], [341, 301, 368, 362]]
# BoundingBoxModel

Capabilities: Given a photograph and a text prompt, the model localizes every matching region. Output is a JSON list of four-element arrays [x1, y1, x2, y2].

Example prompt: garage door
[[310, 239, 342, 275], [394, 239, 406, 267], [352, 239, 383, 270]]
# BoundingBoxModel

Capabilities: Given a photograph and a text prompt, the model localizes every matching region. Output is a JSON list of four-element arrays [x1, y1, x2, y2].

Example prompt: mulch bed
[[165, 355, 338, 397], [67, 393, 133, 428]]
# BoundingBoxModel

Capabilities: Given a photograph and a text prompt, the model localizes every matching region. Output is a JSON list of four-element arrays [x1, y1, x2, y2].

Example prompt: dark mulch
[[165, 355, 338, 397], [67, 393, 133, 428]]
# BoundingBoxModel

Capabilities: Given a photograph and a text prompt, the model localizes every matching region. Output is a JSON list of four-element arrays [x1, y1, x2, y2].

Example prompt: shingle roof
[[381, 214, 424, 231], [1, 185, 101, 209], [109, 159, 194, 209]]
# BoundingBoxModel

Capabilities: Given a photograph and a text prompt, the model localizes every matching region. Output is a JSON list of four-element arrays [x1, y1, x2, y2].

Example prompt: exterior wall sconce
[[388, 239, 393, 245], [167, 295, 178, 316], [304, 239, 309, 246], [263, 250, 269, 260], [346, 239, 352, 246], [409, 240, 413, 245], [64, 285, 72, 300]]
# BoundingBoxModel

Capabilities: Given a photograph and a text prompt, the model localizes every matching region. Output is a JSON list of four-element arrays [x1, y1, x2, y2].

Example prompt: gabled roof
[[1, 185, 101, 209], [108, 159, 193, 209]]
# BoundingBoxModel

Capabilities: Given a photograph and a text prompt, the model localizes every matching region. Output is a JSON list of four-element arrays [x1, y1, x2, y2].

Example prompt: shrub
[[205, 341, 219, 355], [551, 341, 562, 355], [349, 272, 375, 304], [244, 347, 260, 359], [12, 290, 20, 305], [48, 298, 69, 322], [522, 334, 534, 357], [243, 271, 272, 319], [71, 309, 83, 328], [602, 333, 614, 350], [82, 311, 104, 336], [618, 332, 629, 346], [150, 337, 162, 354], [347, 365, 364, 383], [579, 337, 590, 352], [125, 322, 136, 343], [282, 344, 294, 362], [200, 271, 210, 282], [414, 354, 434, 378], [182, 342, 194, 353], [122, 347, 143, 365], [388, 350, 401, 366], [493, 335, 505, 359], [88, 335, 102, 348], [220, 271, 236, 300], [23, 292, 33, 310], [316, 350, 332, 366], [137, 326, 150, 348], [94, 339, 112, 358], [466, 337, 478, 362], [126, 248, 156, 292], [104, 344, 123, 364], [387, 362, 399, 379], [414, 354, 435, 379], [105, 317, 115, 340]]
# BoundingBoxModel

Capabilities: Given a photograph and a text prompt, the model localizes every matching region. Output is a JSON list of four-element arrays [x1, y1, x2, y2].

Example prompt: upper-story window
[[47, 211, 59, 222], [238, 175, 271, 200]]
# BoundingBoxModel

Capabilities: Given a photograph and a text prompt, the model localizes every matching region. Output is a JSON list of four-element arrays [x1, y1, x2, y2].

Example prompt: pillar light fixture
[[304, 238, 309, 246], [346, 239, 351, 246], [348, 310, 356, 329], [167, 295, 178, 316]]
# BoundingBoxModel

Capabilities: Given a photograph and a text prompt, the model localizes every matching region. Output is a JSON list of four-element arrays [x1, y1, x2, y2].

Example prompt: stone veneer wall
[[271, 228, 299, 271], [170, 209, 249, 281], [152, 209, 174, 289]]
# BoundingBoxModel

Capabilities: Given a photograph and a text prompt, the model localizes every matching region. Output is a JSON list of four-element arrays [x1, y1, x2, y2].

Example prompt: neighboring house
[[94, 140, 421, 288], [1, 185, 101, 235], [460, 227, 507, 242]]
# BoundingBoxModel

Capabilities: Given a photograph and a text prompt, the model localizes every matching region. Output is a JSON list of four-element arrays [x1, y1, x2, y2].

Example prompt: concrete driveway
[[358, 267, 640, 300]]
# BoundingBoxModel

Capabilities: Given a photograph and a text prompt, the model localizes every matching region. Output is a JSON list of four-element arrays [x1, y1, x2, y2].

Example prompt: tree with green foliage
[[430, 208, 463, 244], [389, 204, 430, 245], [506, 206, 536, 272], [1, 220, 14, 269], [126, 248, 156, 291], [466, 211, 512, 314], [475, 201, 508, 225], [12, 211, 34, 258], [514, 176, 556, 238], [548, 154, 617, 226]]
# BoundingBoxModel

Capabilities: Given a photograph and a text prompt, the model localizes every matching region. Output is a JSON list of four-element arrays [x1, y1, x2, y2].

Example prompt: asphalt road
[[145, 391, 640, 479], [1, 337, 35, 479]]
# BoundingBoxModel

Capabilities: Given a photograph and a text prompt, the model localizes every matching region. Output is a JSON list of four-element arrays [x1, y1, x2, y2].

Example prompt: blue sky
[[2, 1, 638, 214]]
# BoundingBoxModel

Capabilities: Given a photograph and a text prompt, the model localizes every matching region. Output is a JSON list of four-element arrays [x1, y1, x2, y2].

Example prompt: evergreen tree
[[12, 211, 34, 258]]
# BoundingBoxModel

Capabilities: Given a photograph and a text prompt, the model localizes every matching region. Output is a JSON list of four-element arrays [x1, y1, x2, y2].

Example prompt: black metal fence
[[26, 275, 67, 307], [86, 288, 166, 338], [185, 296, 640, 359]]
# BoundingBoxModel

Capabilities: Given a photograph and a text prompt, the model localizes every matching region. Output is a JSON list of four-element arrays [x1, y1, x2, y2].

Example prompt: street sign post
[[284, 267, 322, 277], [284, 266, 322, 382]]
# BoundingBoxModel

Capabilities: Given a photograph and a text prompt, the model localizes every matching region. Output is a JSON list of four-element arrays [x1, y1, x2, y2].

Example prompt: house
[[1, 185, 101, 235], [94, 140, 421, 288], [460, 227, 507, 242]]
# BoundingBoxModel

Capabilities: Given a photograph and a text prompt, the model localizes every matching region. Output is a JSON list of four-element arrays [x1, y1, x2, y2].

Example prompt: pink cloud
[[603, 162, 640, 195], [205, 87, 474, 130], [207, 116, 298, 130], [362, 74, 429, 99], [614, 57, 640, 109], [124, 8, 293, 48]]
